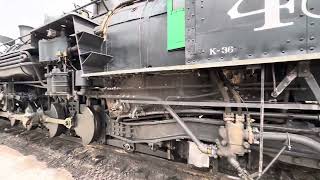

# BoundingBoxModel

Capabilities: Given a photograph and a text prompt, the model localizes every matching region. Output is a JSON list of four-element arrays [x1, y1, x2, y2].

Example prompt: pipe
[[164, 105, 215, 155], [228, 156, 252, 180], [210, 71, 231, 113], [0, 57, 26, 67], [257, 145, 287, 180], [262, 132, 320, 152], [221, 71, 243, 114], [118, 108, 320, 122], [0, 52, 21, 60], [259, 65, 265, 176], [99, 94, 216, 155], [101, 0, 109, 11], [0, 56, 23, 64]]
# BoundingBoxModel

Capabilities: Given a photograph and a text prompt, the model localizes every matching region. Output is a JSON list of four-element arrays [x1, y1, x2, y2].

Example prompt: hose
[[262, 132, 320, 152]]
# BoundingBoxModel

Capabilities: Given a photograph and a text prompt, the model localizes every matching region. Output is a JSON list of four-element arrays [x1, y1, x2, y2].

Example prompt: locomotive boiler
[[1, 0, 320, 179]]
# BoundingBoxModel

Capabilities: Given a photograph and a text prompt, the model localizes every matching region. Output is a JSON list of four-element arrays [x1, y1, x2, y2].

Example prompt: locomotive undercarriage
[[1, 0, 320, 178], [0, 61, 319, 179]]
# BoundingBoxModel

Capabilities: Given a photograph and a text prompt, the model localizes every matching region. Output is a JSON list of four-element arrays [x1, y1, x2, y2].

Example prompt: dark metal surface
[[0, 51, 39, 80], [105, 0, 185, 71], [109, 118, 220, 143], [185, 0, 320, 65]]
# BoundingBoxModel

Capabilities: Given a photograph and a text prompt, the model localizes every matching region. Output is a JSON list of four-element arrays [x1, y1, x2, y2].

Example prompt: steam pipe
[[164, 105, 215, 155], [228, 156, 252, 180], [261, 132, 320, 152], [210, 71, 232, 113], [221, 71, 243, 114]]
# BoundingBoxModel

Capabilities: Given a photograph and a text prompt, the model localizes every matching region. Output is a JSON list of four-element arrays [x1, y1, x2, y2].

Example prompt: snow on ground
[[0, 145, 73, 180]]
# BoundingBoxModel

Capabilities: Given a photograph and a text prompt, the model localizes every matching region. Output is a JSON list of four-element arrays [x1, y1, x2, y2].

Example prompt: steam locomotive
[[1, 0, 320, 179]]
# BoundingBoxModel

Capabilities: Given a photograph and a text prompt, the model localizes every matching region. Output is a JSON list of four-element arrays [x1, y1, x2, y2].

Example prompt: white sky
[[0, 0, 90, 38]]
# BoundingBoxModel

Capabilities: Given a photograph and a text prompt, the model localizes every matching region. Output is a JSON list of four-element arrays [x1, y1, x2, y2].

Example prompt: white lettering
[[210, 48, 217, 55], [227, 0, 320, 31], [302, 0, 320, 18], [209, 46, 235, 56]]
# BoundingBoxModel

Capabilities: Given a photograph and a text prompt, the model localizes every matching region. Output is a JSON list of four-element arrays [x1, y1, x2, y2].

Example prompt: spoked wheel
[[74, 106, 101, 145], [44, 103, 66, 138]]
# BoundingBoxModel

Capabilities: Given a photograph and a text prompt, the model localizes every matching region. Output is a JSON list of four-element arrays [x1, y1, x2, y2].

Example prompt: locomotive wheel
[[74, 106, 101, 145], [44, 103, 66, 138]]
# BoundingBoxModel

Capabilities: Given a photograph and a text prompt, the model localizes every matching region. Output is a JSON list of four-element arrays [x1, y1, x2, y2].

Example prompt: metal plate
[[185, 0, 319, 65], [105, 0, 185, 71]]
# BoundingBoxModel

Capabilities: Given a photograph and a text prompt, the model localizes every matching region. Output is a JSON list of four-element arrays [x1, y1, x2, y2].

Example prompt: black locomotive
[[1, 0, 320, 179]]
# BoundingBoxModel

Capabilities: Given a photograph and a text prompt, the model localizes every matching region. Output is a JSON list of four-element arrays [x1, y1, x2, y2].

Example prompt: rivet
[[264, 52, 268, 55], [299, 37, 305, 41], [282, 51, 285, 53], [310, 22, 315, 26], [310, 47, 315, 51], [286, 40, 291, 43], [310, 36, 315, 40], [300, 48, 304, 51]]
